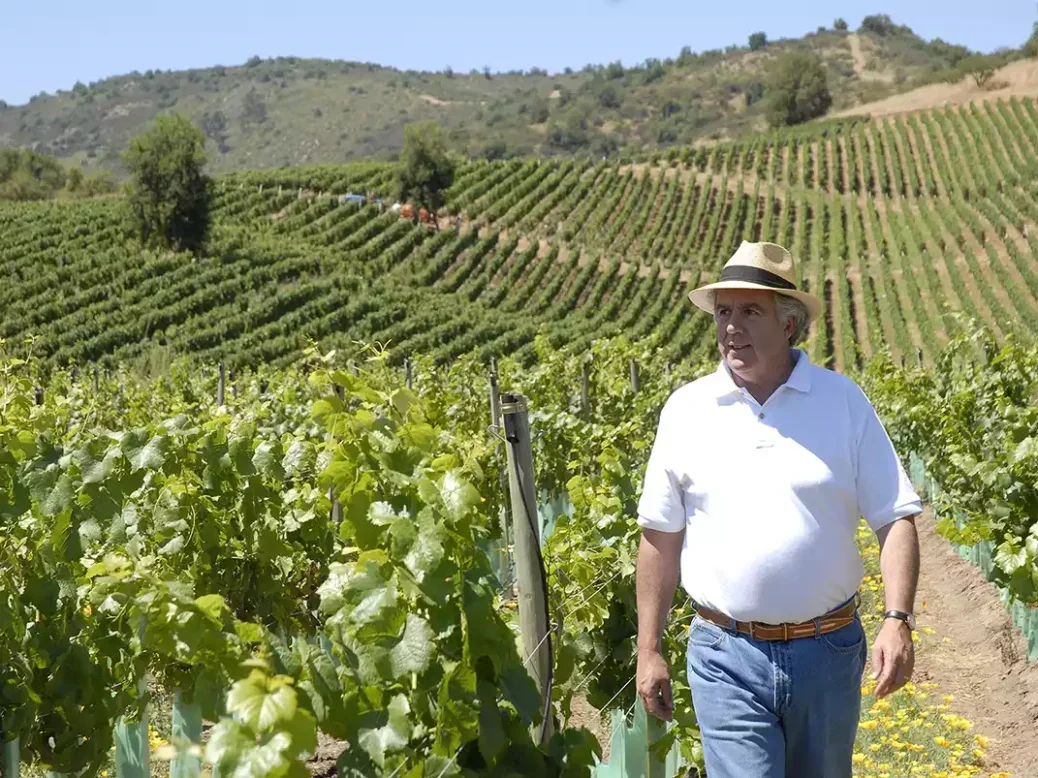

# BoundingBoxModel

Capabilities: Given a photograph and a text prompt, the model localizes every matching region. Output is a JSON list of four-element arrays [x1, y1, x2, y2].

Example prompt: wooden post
[[501, 393, 553, 744], [629, 359, 640, 395], [404, 357, 413, 390], [217, 363, 226, 406], [580, 361, 591, 421], [93, 366, 99, 394], [916, 348, 923, 367]]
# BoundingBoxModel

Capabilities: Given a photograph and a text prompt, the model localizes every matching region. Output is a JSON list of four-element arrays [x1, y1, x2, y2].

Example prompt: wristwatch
[[883, 610, 916, 630]]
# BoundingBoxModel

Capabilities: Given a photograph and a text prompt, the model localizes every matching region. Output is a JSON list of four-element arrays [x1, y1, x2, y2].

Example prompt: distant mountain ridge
[[0, 18, 999, 173]]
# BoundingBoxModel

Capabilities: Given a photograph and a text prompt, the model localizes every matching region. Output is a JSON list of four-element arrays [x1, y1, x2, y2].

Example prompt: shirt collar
[[714, 348, 812, 398]]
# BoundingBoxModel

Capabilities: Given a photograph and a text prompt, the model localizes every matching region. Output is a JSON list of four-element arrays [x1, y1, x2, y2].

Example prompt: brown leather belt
[[693, 598, 858, 642]]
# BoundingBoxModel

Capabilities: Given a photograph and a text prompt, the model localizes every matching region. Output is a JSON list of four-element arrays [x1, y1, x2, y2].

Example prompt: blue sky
[[2, 0, 1033, 106]]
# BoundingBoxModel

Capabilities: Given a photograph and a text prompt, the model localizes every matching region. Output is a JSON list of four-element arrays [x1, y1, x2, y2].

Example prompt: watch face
[[907, 613, 917, 630]]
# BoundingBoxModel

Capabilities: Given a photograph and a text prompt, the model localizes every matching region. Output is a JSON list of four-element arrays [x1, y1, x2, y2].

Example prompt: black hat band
[[719, 265, 797, 290]]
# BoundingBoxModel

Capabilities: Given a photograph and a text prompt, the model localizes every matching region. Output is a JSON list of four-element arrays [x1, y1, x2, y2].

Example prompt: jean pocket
[[820, 617, 866, 655], [688, 614, 727, 649]]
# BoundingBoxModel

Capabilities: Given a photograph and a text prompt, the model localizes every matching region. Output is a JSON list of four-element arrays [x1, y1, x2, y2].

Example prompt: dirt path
[[936, 118, 981, 198], [809, 140, 821, 191], [914, 507, 1038, 776], [825, 270, 845, 373], [862, 126, 885, 199], [902, 116, 945, 199], [921, 202, 1006, 339], [886, 116, 922, 198], [848, 33, 868, 75], [902, 200, 970, 325], [948, 205, 1023, 323]]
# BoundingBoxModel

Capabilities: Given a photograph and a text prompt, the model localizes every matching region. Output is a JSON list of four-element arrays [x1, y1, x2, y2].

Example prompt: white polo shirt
[[637, 349, 921, 625]]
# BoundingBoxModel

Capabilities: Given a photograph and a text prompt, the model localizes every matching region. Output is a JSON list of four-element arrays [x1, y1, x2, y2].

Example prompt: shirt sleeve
[[636, 397, 686, 533], [853, 385, 922, 531]]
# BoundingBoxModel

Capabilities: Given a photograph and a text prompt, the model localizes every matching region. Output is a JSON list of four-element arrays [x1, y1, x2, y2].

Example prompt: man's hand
[[871, 618, 914, 698], [637, 648, 674, 721]]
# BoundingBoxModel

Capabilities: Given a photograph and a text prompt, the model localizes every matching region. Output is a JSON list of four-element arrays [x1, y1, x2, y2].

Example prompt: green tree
[[748, 32, 768, 51], [596, 83, 622, 109], [834, 18, 849, 31], [0, 148, 67, 201], [642, 58, 665, 83], [66, 167, 85, 192], [860, 14, 898, 36], [1026, 19, 1038, 57], [547, 114, 590, 152], [82, 171, 117, 197], [396, 121, 456, 230], [764, 51, 833, 127], [956, 53, 1002, 86], [123, 113, 211, 253]]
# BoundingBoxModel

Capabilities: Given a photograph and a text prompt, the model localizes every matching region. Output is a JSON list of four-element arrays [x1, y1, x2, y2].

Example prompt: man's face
[[713, 289, 792, 381]]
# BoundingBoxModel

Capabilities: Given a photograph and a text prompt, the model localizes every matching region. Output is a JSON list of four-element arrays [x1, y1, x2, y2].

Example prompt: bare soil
[[913, 507, 1038, 776], [307, 733, 348, 777], [835, 58, 1038, 119], [569, 694, 614, 761], [846, 34, 894, 83]]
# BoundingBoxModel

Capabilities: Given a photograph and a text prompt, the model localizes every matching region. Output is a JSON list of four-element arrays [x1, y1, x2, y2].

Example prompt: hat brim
[[688, 280, 823, 323]]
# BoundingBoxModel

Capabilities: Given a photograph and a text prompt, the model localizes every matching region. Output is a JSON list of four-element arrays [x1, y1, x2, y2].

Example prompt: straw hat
[[687, 241, 823, 323]]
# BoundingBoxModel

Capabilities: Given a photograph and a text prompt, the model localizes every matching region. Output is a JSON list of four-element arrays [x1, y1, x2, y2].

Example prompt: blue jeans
[[685, 605, 867, 778]]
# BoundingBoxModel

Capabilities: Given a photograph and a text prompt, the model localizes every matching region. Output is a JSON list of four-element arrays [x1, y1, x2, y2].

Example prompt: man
[[635, 241, 921, 778]]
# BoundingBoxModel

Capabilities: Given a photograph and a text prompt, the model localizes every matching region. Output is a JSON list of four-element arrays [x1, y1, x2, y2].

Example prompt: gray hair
[[709, 290, 811, 346], [775, 294, 810, 346]]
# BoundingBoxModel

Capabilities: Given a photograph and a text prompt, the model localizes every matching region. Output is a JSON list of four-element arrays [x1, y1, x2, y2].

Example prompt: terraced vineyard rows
[[3, 96, 1038, 370]]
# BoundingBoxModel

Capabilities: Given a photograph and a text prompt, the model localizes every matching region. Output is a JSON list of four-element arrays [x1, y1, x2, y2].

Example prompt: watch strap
[[883, 609, 915, 629]]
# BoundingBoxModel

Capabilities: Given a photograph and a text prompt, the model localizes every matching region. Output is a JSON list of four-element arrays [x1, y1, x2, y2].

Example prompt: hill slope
[[0, 24, 973, 173], [3, 95, 1038, 373]]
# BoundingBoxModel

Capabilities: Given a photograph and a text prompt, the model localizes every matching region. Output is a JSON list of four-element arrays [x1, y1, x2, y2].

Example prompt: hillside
[[0, 21, 975, 174], [3, 95, 1038, 375]]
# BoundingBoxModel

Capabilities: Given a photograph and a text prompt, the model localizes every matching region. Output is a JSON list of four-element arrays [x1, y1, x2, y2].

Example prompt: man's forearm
[[636, 528, 683, 652], [878, 516, 920, 613]]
